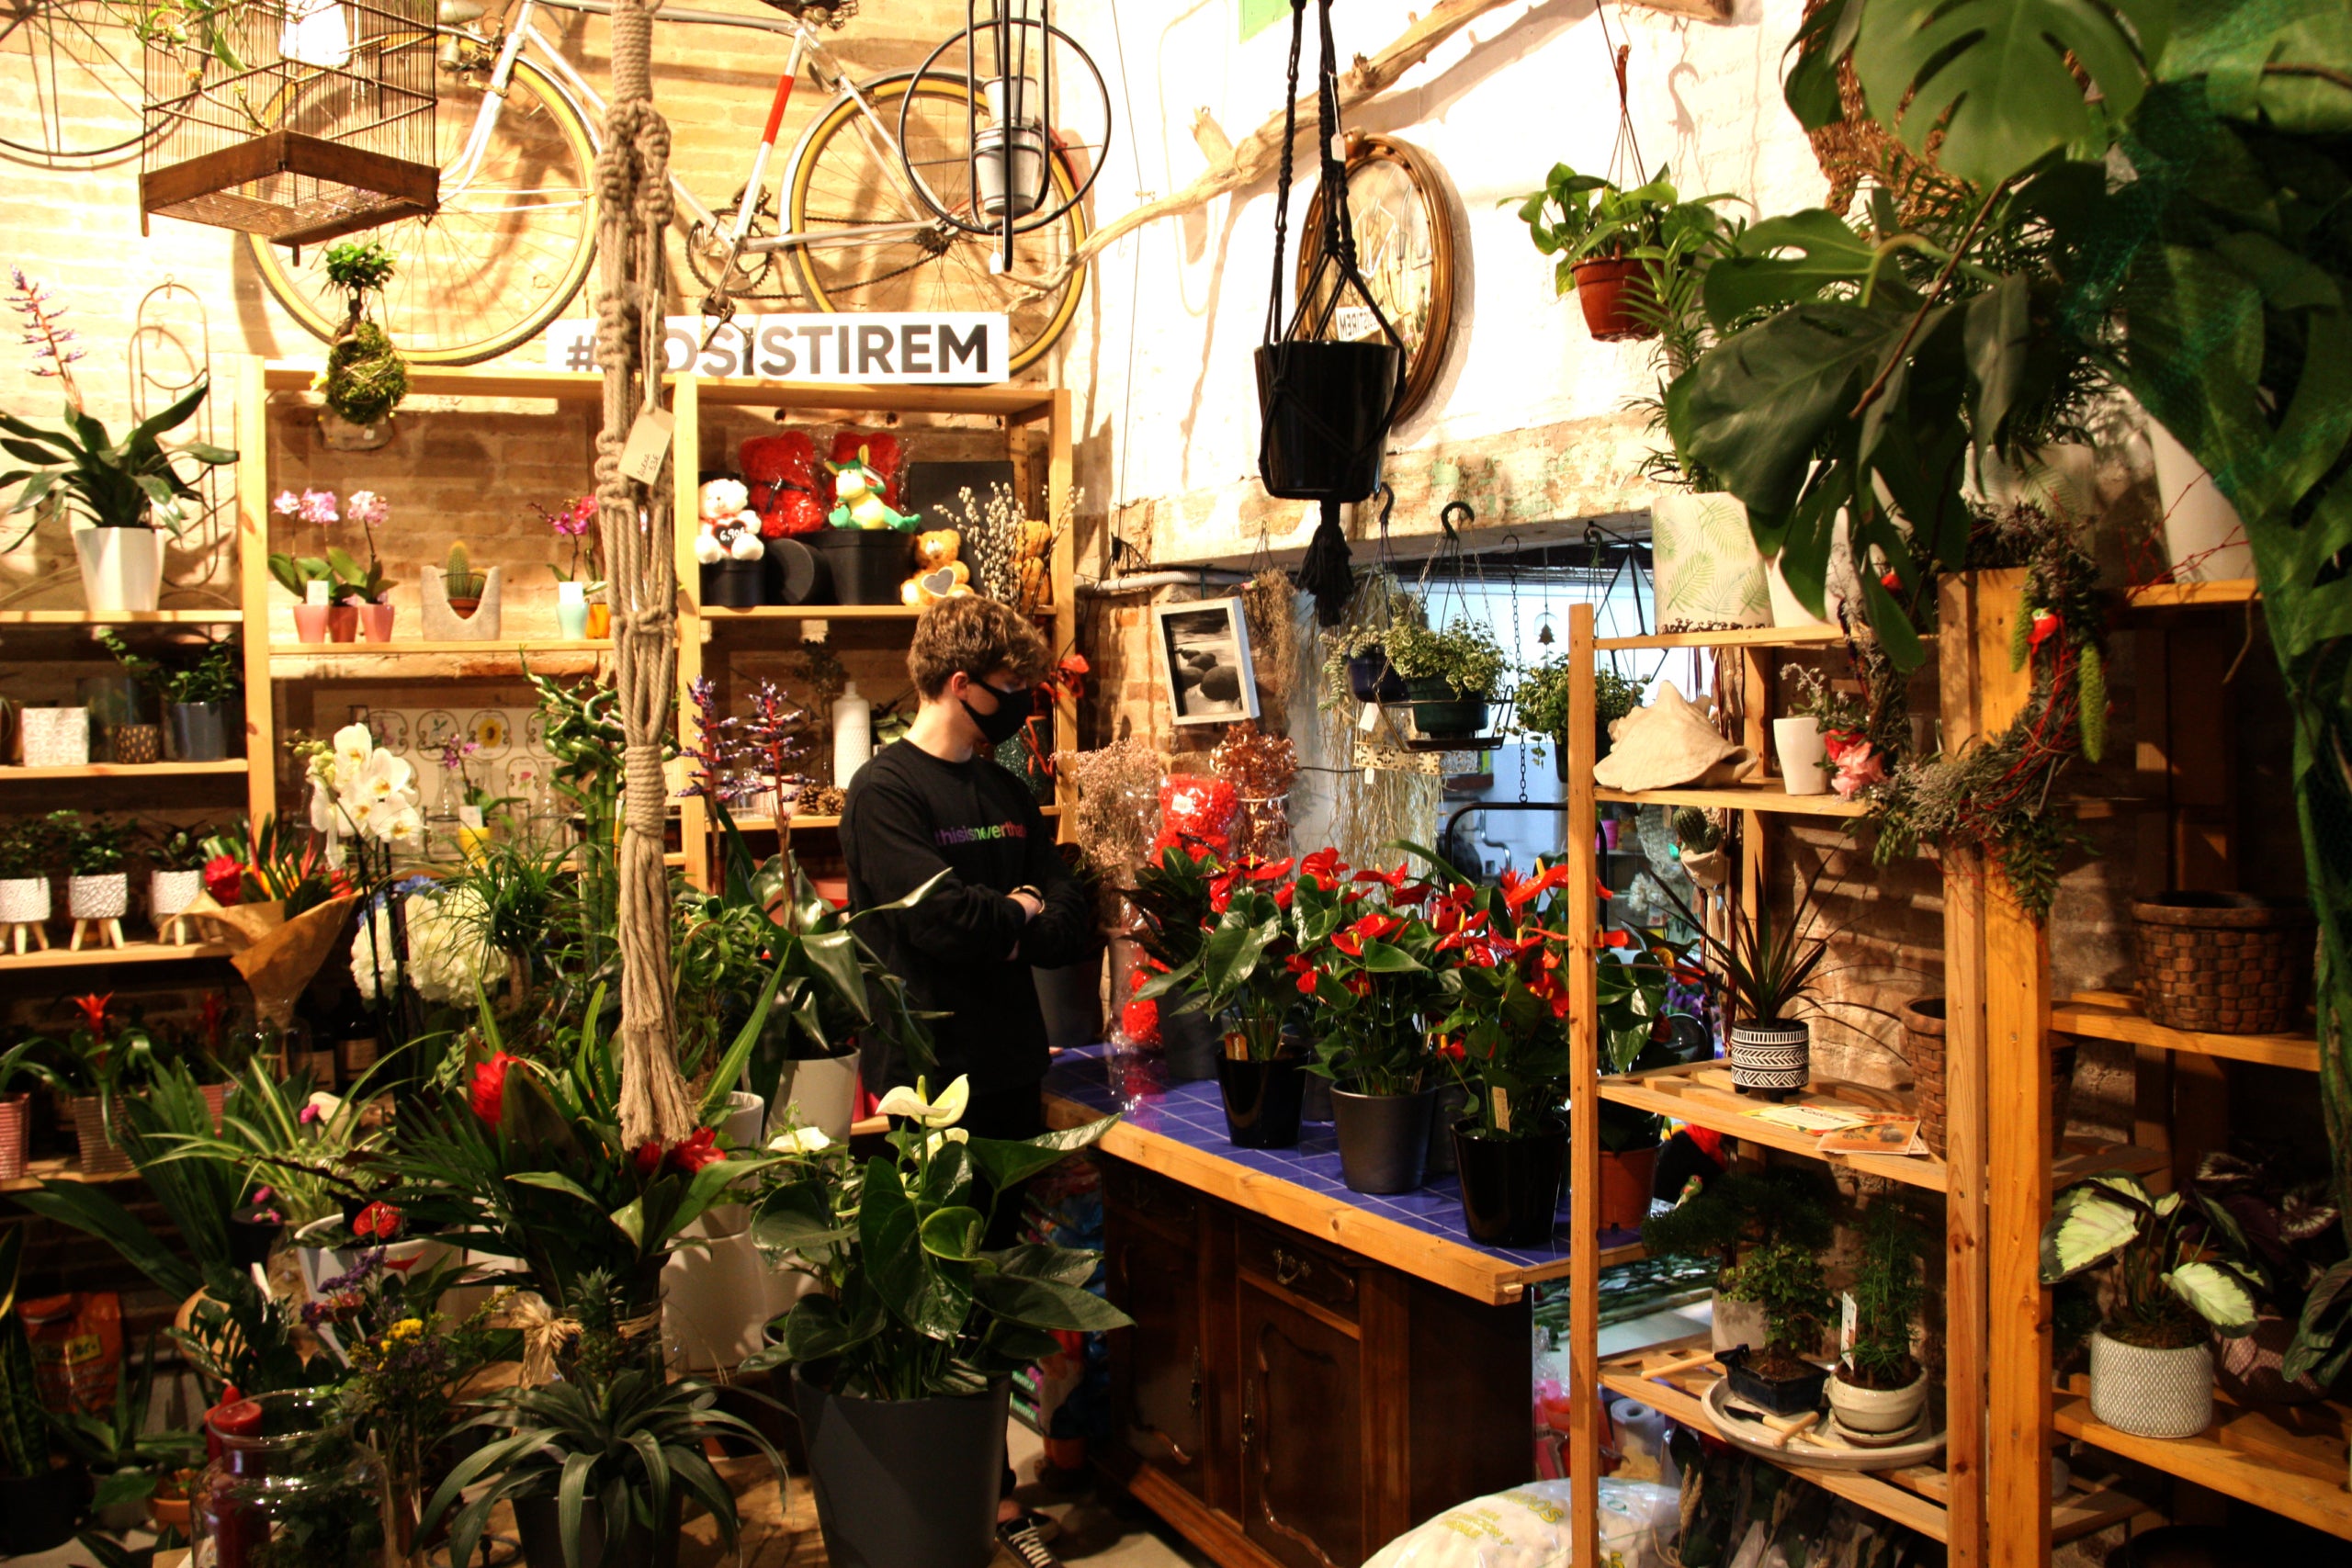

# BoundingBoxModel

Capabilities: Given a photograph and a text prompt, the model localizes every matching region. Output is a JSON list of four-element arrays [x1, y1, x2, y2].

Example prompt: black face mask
[[961, 682, 1033, 747]]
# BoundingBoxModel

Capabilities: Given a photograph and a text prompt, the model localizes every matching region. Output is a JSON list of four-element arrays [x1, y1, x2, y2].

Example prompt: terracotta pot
[[324, 604, 358, 641], [1598, 1144, 1658, 1233], [1571, 256, 1657, 342], [357, 602, 395, 641], [290, 604, 331, 643]]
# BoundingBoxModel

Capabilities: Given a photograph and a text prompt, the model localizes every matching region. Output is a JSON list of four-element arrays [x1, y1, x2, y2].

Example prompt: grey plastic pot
[[512, 1490, 681, 1568], [169, 700, 229, 761], [1331, 1085, 1436, 1194], [794, 1372, 1009, 1568], [1159, 996, 1221, 1083]]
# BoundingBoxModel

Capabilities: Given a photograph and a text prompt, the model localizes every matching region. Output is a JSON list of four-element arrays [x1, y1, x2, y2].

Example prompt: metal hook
[[1376, 482, 1395, 537], [1440, 501, 1474, 539]]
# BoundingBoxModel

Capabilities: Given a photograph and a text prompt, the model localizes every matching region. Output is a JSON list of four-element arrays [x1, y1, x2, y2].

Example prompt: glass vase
[[195, 1391, 391, 1568]]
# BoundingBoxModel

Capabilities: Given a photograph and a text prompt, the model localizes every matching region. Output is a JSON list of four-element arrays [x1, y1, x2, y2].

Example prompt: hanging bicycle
[[246, 0, 1111, 370], [0, 0, 150, 164]]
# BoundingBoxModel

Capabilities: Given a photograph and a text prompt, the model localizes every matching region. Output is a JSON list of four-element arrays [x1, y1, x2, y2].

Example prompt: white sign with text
[[544, 312, 1011, 385]]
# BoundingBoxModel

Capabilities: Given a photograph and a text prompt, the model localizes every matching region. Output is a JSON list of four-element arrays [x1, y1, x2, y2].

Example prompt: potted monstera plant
[[747, 1082, 1128, 1568]]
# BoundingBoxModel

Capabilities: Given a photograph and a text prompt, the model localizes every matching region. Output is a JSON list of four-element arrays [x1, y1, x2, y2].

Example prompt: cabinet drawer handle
[[1272, 1247, 1308, 1288]]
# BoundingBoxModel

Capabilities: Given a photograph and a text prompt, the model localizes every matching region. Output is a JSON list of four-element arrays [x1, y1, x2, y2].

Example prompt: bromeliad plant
[[2040, 1173, 2257, 1352], [745, 1076, 1130, 1399]]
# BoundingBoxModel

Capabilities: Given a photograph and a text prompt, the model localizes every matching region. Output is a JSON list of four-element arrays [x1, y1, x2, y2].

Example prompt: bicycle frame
[[446, 0, 942, 265]]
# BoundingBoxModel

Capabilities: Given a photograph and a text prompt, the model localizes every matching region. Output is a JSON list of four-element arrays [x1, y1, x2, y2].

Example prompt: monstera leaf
[[1852, 0, 2170, 186]]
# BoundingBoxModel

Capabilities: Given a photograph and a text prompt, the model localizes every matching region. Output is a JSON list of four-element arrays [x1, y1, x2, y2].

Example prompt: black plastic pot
[[794, 1372, 1009, 1568], [169, 700, 228, 761], [1719, 1345, 1829, 1418], [1331, 1086, 1437, 1194], [1033, 946, 1105, 1052], [1159, 998, 1221, 1084], [1406, 678, 1489, 740], [228, 1202, 282, 1269], [1425, 1083, 1472, 1176], [0, 1459, 85, 1555], [1452, 1118, 1567, 1247], [808, 527, 911, 606], [763, 536, 831, 605], [1551, 725, 1613, 783], [513, 1490, 681, 1568], [701, 558, 766, 609], [1346, 649, 1408, 704], [1216, 1053, 1307, 1149], [1254, 340, 1400, 502]]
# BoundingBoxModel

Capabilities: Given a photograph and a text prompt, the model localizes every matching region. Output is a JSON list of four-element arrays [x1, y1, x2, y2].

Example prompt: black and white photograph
[[1153, 597, 1260, 726]]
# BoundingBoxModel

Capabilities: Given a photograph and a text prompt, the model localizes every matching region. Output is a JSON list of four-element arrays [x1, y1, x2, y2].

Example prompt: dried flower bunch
[[1211, 719, 1299, 860], [935, 480, 1081, 613], [1058, 736, 1163, 886]]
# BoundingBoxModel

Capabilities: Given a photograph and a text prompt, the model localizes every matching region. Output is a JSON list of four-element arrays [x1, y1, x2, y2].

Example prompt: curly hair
[[908, 595, 1050, 698]]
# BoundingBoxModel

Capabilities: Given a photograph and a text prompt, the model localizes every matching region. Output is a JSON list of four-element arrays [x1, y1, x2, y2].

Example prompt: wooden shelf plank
[[0, 608, 242, 625], [2053, 1392, 2352, 1540], [1599, 1066, 1948, 1190], [263, 363, 1057, 421], [2125, 580, 2260, 609], [702, 605, 925, 623], [2053, 990, 2319, 1071], [0, 940, 231, 971], [1595, 783, 1873, 818], [0, 760, 247, 780], [268, 639, 610, 659], [0, 1156, 143, 1194], [1596, 624, 1849, 651]]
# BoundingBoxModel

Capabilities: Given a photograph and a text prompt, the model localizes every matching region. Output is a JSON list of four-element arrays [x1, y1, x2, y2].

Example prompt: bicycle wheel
[[247, 50, 599, 366], [786, 75, 1086, 378], [0, 0, 149, 165]]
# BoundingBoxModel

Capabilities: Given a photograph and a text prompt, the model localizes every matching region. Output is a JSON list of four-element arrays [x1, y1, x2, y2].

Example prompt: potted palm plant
[[1715, 1239, 1835, 1416], [1510, 164, 1736, 343], [1385, 619, 1510, 742], [2040, 1172, 2256, 1438], [1137, 859, 1311, 1148], [1295, 851, 1442, 1193], [747, 1081, 1129, 1568], [1827, 1204, 1931, 1438], [1642, 1167, 1834, 1353]]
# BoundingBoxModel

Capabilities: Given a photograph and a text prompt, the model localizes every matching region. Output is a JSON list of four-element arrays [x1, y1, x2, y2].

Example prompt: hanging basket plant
[[1254, 0, 1408, 626], [318, 239, 409, 429]]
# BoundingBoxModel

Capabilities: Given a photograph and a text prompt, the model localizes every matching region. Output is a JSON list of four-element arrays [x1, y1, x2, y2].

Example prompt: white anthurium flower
[[874, 1074, 970, 1129], [766, 1126, 833, 1155], [923, 1127, 971, 1157], [306, 1090, 345, 1124]]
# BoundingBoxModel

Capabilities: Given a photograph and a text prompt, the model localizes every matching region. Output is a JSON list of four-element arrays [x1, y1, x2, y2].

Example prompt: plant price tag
[[459, 806, 484, 830], [619, 409, 674, 484]]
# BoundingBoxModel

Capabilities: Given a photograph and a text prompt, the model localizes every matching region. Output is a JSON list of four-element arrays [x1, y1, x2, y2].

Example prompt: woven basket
[[1903, 995, 2073, 1157], [2132, 893, 2314, 1035]]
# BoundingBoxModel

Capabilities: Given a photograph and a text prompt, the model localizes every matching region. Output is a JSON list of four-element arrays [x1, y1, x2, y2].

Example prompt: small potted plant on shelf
[[334, 491, 397, 641], [1663, 871, 1839, 1098], [1716, 1238, 1835, 1416], [1642, 1167, 1834, 1353], [148, 828, 210, 943], [1295, 851, 1443, 1193], [62, 811, 136, 934], [2040, 1170, 2256, 1439], [423, 541, 501, 638], [745, 1081, 1129, 1568], [0, 1037, 66, 1182], [97, 630, 240, 762], [1509, 163, 1736, 344], [0, 815, 61, 944], [541, 493, 602, 639], [1, 275, 237, 614], [1138, 855, 1313, 1148], [51, 1336, 204, 1536], [56, 991, 159, 1176], [1827, 1204, 1931, 1439], [1385, 618, 1510, 742], [1515, 660, 1645, 779]]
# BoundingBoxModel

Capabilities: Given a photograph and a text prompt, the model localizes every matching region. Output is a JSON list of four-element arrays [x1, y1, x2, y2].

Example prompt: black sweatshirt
[[841, 739, 1091, 1097]]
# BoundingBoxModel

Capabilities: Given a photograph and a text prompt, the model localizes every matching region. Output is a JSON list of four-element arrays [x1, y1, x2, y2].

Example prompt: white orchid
[[350, 903, 398, 999], [765, 1125, 834, 1155], [332, 721, 373, 784], [874, 1075, 970, 1129]]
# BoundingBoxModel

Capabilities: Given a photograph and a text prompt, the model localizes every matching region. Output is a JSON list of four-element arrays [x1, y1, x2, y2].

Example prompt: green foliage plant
[[1515, 660, 1644, 759], [1510, 164, 1737, 290], [150, 826, 211, 873], [1385, 618, 1510, 701], [51, 1336, 203, 1516], [57, 812, 135, 876], [1840, 1204, 1927, 1390], [0, 376, 235, 546], [2039, 1172, 2256, 1351], [0, 1226, 48, 1480], [0, 814, 63, 879], [1641, 1166, 1835, 1275], [320, 241, 408, 427], [96, 630, 240, 707], [1721, 1239, 1835, 1376]]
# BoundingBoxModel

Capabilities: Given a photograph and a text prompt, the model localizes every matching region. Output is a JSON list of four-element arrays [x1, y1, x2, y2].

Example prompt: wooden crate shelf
[[2053, 1385, 2352, 1541], [0, 608, 242, 625], [1595, 782, 1874, 818], [733, 804, 1060, 833], [2053, 990, 2319, 1072], [269, 639, 611, 660], [0, 760, 247, 781]]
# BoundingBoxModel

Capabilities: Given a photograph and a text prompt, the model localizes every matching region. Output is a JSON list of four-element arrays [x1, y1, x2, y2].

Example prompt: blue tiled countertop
[[1041, 1043, 1643, 1305]]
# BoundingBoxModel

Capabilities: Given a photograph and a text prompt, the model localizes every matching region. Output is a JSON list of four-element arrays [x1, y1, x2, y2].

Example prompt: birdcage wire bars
[[140, 0, 436, 246]]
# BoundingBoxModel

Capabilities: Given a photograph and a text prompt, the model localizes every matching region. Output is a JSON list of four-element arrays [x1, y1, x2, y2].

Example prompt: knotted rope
[[594, 0, 694, 1148]]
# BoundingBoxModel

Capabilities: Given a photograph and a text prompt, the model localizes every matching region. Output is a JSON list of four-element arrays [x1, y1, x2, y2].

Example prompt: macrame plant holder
[[594, 0, 692, 1148], [1256, 0, 1406, 628]]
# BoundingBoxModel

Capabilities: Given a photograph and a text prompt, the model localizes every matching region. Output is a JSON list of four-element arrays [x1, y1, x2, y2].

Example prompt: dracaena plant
[[745, 1077, 1131, 1399], [0, 375, 235, 546], [2040, 1173, 2257, 1351]]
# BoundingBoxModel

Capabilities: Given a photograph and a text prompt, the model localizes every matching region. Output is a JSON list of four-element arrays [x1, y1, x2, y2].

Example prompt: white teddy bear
[[695, 477, 765, 564]]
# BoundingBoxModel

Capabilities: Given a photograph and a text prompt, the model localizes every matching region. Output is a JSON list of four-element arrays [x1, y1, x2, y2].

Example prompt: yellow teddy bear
[[901, 526, 975, 606]]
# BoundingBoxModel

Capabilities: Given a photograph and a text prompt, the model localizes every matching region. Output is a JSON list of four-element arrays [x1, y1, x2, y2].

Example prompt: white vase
[[1773, 716, 1829, 795], [68, 872, 128, 919], [2088, 1330, 2213, 1439], [0, 876, 50, 924], [556, 579, 589, 639], [2147, 419, 2256, 582], [1650, 492, 1769, 633], [776, 1050, 860, 1143], [73, 526, 164, 614], [150, 867, 204, 922], [20, 706, 89, 767], [1827, 1366, 1929, 1436]]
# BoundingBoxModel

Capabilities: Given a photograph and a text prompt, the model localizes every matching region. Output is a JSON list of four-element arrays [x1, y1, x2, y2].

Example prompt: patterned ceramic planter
[[0, 876, 51, 924], [151, 867, 203, 922], [1651, 491, 1768, 633], [72, 1093, 133, 1176], [68, 873, 128, 919], [1729, 1020, 1810, 1095], [2088, 1331, 2212, 1439], [20, 706, 89, 767], [110, 723, 162, 764]]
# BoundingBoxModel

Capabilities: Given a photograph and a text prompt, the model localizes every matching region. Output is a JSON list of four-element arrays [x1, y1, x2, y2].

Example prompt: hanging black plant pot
[[1347, 647, 1408, 704], [1256, 340, 1400, 502]]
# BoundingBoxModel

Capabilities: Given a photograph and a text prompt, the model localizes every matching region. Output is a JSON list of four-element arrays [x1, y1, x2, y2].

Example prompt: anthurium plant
[[745, 1076, 1131, 1400], [1290, 850, 1444, 1096], [2039, 1172, 2257, 1350], [1134, 855, 1307, 1061]]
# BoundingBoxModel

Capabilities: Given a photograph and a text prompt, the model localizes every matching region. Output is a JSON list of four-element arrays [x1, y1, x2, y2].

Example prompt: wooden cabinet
[[1102, 1161, 1530, 1568]]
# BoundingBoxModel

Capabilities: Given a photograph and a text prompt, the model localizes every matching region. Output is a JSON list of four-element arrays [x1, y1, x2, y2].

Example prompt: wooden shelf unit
[[0, 608, 242, 626], [0, 759, 249, 781], [0, 941, 231, 971], [2053, 990, 2320, 1072], [2052, 1386, 2352, 1540], [1595, 782, 1874, 818], [734, 804, 1060, 834], [1598, 624, 1850, 652]]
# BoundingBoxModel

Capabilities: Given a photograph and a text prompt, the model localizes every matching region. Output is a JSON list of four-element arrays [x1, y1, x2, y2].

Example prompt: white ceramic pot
[[20, 706, 89, 767], [776, 1050, 860, 1143], [1650, 492, 1769, 633], [1773, 716, 1830, 795], [2088, 1329, 2213, 1438], [2148, 419, 2256, 582], [1711, 1292, 1767, 1355], [151, 867, 203, 922], [0, 876, 51, 924], [1827, 1367, 1929, 1435], [1729, 1020, 1810, 1093], [295, 1214, 457, 1313], [68, 872, 128, 919], [74, 526, 164, 614]]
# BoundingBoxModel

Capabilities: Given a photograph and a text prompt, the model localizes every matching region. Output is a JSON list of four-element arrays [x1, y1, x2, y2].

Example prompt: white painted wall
[[1053, 0, 1830, 560]]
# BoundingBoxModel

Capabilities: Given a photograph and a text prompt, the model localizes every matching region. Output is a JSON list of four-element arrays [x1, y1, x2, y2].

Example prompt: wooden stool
[[70, 917, 124, 952], [3, 920, 49, 955]]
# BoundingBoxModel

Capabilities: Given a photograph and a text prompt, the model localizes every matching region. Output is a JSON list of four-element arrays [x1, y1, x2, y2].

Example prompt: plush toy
[[828, 446, 921, 531], [830, 429, 905, 509], [901, 530, 973, 604], [699, 477, 750, 522], [695, 478, 765, 564], [741, 433, 827, 537]]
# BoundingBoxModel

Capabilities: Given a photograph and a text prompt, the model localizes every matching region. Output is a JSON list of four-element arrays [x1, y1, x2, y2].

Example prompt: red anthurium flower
[[352, 1201, 401, 1240], [1351, 863, 1408, 891], [1332, 929, 1365, 958], [469, 1052, 519, 1128], [1435, 910, 1490, 952], [1272, 881, 1295, 910], [69, 993, 112, 1033], [1206, 867, 1238, 914], [1397, 880, 1439, 905], [1599, 930, 1633, 949], [202, 854, 244, 905], [1504, 863, 1576, 911], [383, 1254, 420, 1273], [1350, 912, 1403, 945], [2028, 610, 2062, 649], [1283, 953, 1318, 996], [1300, 848, 1346, 889], [1343, 972, 1372, 998], [664, 1126, 724, 1176], [1881, 570, 1904, 592], [1435, 1036, 1466, 1064], [1245, 857, 1295, 882]]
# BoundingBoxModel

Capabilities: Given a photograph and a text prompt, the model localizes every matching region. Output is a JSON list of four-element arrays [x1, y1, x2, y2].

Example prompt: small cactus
[[1672, 806, 1721, 853], [443, 540, 484, 598]]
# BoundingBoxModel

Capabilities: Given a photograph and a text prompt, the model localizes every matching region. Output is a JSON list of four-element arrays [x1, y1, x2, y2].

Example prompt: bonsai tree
[[1385, 618, 1510, 701], [320, 240, 408, 429], [1838, 1204, 1927, 1393], [1642, 1166, 1834, 1274], [2039, 1173, 2256, 1352], [1721, 1237, 1834, 1376]]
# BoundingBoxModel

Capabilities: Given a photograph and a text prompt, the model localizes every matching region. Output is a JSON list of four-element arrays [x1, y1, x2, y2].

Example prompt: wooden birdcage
[[140, 0, 437, 247]]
